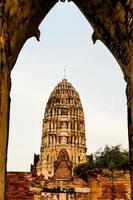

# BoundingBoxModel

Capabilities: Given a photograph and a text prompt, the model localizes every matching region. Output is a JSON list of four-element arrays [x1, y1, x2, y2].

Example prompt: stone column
[[59, 193, 67, 200], [127, 73, 133, 198], [53, 135, 56, 146], [0, 66, 11, 199], [0, 13, 12, 198]]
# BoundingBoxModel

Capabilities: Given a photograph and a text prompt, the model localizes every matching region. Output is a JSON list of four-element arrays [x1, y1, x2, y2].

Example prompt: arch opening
[[7, 0, 128, 171]]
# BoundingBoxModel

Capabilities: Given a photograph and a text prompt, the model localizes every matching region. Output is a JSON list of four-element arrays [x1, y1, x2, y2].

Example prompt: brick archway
[[0, 1, 133, 199]]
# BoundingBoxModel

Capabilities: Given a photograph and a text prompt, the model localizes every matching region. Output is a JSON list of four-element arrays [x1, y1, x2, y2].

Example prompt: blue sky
[[7, 2, 128, 171]]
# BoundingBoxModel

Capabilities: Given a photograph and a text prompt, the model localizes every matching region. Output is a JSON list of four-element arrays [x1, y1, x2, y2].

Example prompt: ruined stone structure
[[6, 172, 33, 200], [6, 170, 131, 200], [29, 79, 90, 199], [30, 147, 89, 200], [0, 0, 133, 199], [36, 79, 87, 179], [87, 170, 131, 200]]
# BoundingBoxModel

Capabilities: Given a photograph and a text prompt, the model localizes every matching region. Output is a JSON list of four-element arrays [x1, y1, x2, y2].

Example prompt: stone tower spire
[[37, 79, 87, 179]]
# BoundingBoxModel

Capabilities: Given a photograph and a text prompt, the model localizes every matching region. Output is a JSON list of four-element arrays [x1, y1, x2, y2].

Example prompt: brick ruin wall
[[6, 170, 131, 200], [87, 170, 131, 200], [6, 172, 33, 200]]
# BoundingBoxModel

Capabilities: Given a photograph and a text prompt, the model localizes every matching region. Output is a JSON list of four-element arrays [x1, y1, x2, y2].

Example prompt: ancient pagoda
[[36, 79, 87, 179]]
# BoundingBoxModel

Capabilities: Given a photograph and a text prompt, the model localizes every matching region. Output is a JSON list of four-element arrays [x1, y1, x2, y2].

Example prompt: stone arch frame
[[0, 0, 132, 199]]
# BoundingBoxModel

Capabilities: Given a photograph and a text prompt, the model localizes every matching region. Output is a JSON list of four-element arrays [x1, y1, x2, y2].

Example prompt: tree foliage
[[74, 145, 129, 180], [94, 145, 129, 170]]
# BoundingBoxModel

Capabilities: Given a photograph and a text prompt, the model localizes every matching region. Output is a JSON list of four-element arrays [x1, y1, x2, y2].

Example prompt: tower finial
[[64, 69, 66, 79]]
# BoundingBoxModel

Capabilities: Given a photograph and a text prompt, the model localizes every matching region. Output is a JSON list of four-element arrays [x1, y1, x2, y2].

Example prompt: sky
[[7, 2, 128, 171]]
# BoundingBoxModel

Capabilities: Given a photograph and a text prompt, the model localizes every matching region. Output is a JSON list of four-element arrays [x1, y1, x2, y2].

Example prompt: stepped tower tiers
[[37, 79, 87, 179]]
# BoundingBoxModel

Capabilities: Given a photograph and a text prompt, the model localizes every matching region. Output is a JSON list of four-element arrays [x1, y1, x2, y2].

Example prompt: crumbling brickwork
[[6, 172, 33, 200], [6, 170, 131, 200], [88, 170, 131, 200]]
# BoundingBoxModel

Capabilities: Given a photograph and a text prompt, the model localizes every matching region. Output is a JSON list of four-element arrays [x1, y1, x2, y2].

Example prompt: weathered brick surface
[[6, 170, 131, 200], [88, 170, 131, 200], [6, 172, 33, 200]]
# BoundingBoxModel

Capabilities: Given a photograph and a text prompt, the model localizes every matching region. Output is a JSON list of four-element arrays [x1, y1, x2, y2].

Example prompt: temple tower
[[37, 79, 87, 179]]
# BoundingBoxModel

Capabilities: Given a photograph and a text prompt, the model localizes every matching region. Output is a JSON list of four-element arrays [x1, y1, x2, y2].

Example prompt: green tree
[[94, 145, 129, 170], [74, 145, 129, 180]]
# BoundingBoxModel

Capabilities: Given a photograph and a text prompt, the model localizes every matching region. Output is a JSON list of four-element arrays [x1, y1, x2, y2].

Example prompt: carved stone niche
[[60, 121, 68, 129], [54, 149, 72, 180]]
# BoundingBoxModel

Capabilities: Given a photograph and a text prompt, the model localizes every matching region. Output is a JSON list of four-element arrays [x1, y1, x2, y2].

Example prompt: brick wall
[[6, 170, 131, 200], [87, 170, 131, 200], [6, 172, 33, 200]]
